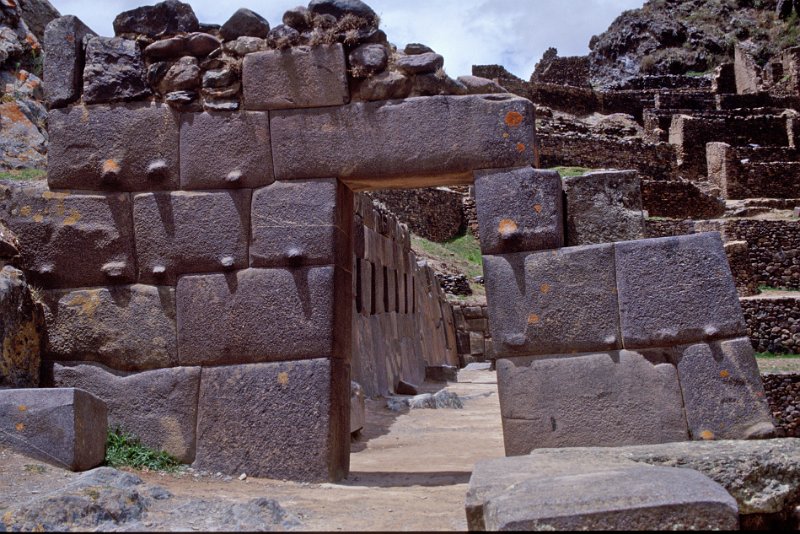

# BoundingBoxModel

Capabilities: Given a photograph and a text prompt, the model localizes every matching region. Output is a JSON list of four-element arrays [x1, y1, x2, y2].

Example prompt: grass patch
[[105, 428, 181, 472], [412, 233, 482, 279], [0, 168, 46, 181], [756, 352, 800, 359], [550, 166, 594, 178], [757, 284, 799, 293]]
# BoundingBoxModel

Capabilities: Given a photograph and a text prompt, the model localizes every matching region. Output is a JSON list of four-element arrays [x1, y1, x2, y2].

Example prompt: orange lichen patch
[[278, 372, 289, 385], [102, 159, 121, 175], [502, 133, 510, 139], [0, 102, 27, 125], [540, 283, 551, 294], [528, 313, 540, 325], [516, 143, 526, 153], [66, 291, 102, 318], [498, 219, 518, 237], [32, 214, 43, 224], [720, 370, 730, 378], [700, 430, 715, 440], [533, 204, 543, 214], [504, 111, 524, 127], [18, 206, 32, 217], [65, 33, 75, 44], [24, 34, 39, 51], [15, 423, 24, 432], [63, 209, 82, 226], [17, 405, 27, 412]]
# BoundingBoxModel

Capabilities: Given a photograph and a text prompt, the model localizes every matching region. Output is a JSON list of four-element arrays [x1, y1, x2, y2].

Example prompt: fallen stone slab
[[43, 16, 97, 108], [0, 388, 107, 471], [51, 362, 201, 463], [270, 94, 535, 188], [496, 351, 689, 455], [0, 266, 44, 388], [467, 453, 739, 531], [0, 181, 136, 289]]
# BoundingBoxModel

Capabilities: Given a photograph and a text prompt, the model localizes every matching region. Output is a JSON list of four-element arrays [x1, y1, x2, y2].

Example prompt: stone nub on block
[[51, 362, 201, 463], [615, 232, 746, 349], [133, 190, 250, 285], [0, 181, 135, 289], [242, 44, 349, 111], [562, 170, 645, 246], [474, 167, 564, 255], [483, 243, 621, 358], [176, 267, 335, 366], [43, 16, 97, 108], [496, 351, 689, 455], [250, 179, 343, 268], [47, 103, 180, 191], [269, 94, 536, 188], [194, 359, 348, 482], [179, 111, 273, 190], [0, 388, 107, 471], [43, 285, 177, 372]]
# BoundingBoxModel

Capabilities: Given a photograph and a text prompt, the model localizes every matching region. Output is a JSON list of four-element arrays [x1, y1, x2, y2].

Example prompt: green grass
[[105, 428, 181, 472], [757, 285, 799, 293], [550, 166, 594, 178], [0, 168, 46, 181], [412, 233, 483, 279], [756, 352, 800, 359]]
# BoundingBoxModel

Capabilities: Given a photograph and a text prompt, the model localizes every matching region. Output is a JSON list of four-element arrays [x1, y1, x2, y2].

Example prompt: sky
[[49, 0, 645, 78]]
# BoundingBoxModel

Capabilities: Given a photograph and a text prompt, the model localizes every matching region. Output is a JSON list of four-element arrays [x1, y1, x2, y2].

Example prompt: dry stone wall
[[741, 296, 800, 354], [368, 188, 465, 243], [452, 304, 493, 366]]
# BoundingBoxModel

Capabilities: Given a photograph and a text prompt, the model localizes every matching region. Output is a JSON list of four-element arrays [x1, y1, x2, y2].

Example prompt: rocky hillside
[[589, 0, 798, 87], [0, 0, 59, 171]]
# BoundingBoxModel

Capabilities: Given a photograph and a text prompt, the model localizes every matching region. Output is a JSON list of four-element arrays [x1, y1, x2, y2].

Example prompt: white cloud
[[49, 0, 644, 78]]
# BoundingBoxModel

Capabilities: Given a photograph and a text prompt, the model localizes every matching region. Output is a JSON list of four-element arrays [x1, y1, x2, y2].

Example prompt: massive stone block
[[0, 266, 44, 389], [48, 103, 180, 191], [176, 267, 335, 366], [0, 181, 135, 288], [615, 233, 746, 349], [483, 244, 621, 358], [467, 454, 739, 531], [194, 359, 348, 481], [242, 44, 348, 110], [43, 16, 97, 108], [666, 338, 776, 440], [250, 179, 343, 268], [82, 36, 150, 104], [179, 111, 272, 190], [474, 167, 564, 255], [0, 388, 107, 471], [497, 351, 689, 455], [133, 190, 250, 285], [43, 285, 177, 372], [51, 362, 200, 463], [270, 94, 535, 188], [562, 170, 645, 246]]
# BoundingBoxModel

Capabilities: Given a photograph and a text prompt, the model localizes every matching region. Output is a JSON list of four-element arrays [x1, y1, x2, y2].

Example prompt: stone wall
[[352, 194, 458, 397], [741, 296, 800, 354], [369, 187, 464, 243], [531, 49, 591, 88], [762, 373, 800, 437], [452, 303, 492, 365], [641, 179, 725, 219], [707, 142, 800, 199]]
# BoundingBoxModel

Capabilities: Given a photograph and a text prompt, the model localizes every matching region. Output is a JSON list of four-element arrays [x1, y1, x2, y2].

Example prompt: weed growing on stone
[[105, 428, 181, 472], [551, 166, 593, 177]]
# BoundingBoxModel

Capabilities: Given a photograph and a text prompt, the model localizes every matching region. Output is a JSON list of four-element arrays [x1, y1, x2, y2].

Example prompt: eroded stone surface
[[83, 36, 150, 104], [43, 16, 97, 108], [113, 0, 199, 37], [0, 266, 43, 389]]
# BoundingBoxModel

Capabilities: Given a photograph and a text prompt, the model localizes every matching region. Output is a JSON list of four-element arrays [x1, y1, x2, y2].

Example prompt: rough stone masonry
[[0, 0, 776, 482]]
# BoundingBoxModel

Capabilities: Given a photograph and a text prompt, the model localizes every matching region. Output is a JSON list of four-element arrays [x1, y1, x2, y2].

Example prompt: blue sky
[[49, 0, 644, 78]]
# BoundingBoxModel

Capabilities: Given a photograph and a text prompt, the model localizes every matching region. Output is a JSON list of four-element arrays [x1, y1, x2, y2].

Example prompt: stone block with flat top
[[43, 16, 97, 108]]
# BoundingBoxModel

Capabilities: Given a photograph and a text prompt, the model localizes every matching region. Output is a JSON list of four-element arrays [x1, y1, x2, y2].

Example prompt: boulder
[[222, 36, 266, 56], [43, 15, 96, 108], [157, 55, 200, 94], [0, 388, 107, 471], [83, 36, 150, 104], [113, 0, 199, 38], [354, 70, 412, 101], [395, 52, 444, 75], [16, 0, 61, 42], [266, 24, 300, 49], [348, 43, 388, 77], [220, 8, 270, 41], [404, 43, 433, 55], [308, 0, 378, 26], [283, 6, 311, 32], [0, 266, 43, 388]]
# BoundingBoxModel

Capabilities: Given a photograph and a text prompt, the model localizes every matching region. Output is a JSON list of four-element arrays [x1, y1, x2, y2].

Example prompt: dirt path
[[1, 368, 504, 532]]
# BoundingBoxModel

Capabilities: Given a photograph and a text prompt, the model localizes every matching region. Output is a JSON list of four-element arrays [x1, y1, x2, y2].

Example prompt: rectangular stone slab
[[43, 16, 97, 108], [176, 267, 335, 366], [615, 233, 747, 349], [483, 244, 621, 358], [179, 111, 273, 190], [0, 388, 107, 471], [42, 285, 177, 372], [47, 103, 180, 191], [242, 44, 349, 111], [496, 351, 689, 455], [133, 190, 251, 285], [194, 359, 348, 482], [474, 167, 564, 255], [51, 362, 201, 463], [270, 94, 535, 188], [0, 181, 135, 289]]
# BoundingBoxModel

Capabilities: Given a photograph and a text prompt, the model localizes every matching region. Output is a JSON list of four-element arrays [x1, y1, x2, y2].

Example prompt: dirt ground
[[0, 368, 504, 531]]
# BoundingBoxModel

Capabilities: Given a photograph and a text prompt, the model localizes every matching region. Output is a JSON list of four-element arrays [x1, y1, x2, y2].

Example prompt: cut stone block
[[467, 454, 739, 531], [242, 44, 348, 110], [0, 181, 135, 288], [270, 94, 535, 189], [667, 337, 776, 440], [47, 103, 180, 191], [250, 179, 342, 268], [0, 388, 107, 471], [563, 170, 645, 246], [179, 111, 272, 190], [194, 359, 348, 481], [483, 244, 621, 358], [615, 233, 747, 349], [497, 351, 689, 455], [51, 362, 200, 463], [133, 190, 250, 285], [0, 266, 44, 389], [43, 16, 97, 108], [177, 267, 335, 366], [43, 285, 177, 372], [474, 167, 564, 255], [83, 36, 150, 104]]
